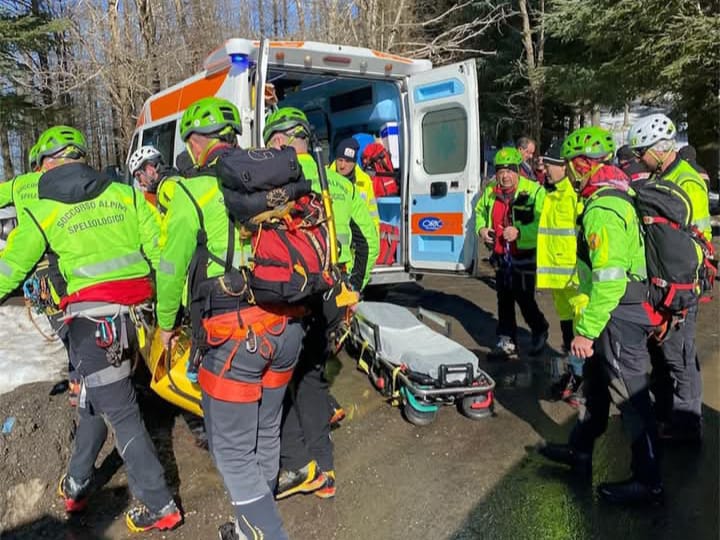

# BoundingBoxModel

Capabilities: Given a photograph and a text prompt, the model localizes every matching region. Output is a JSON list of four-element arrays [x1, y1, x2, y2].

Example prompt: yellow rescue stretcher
[[143, 327, 204, 417]]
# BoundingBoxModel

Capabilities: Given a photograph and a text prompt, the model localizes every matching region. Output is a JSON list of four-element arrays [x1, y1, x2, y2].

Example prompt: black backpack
[[216, 147, 311, 223], [215, 147, 336, 305], [600, 179, 716, 318]]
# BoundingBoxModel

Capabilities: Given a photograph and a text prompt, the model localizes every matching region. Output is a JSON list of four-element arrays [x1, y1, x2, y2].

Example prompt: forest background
[[0, 0, 718, 183]]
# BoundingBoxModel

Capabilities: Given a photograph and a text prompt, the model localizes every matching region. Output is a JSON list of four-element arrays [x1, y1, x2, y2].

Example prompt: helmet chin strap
[[645, 148, 670, 173], [569, 160, 603, 192]]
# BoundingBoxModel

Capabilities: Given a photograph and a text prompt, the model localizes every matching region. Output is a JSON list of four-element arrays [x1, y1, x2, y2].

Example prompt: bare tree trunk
[[258, 0, 265, 34], [518, 0, 543, 147], [0, 128, 15, 178], [295, 0, 305, 38], [272, 0, 279, 36], [135, 0, 161, 93]]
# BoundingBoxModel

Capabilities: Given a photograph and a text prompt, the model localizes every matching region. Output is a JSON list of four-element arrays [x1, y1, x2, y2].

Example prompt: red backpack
[[362, 143, 399, 197], [247, 193, 337, 304], [376, 222, 400, 265]]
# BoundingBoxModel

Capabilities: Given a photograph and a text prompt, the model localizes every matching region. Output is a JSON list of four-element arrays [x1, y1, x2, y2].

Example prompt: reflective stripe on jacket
[[575, 187, 647, 339], [536, 177, 580, 289]]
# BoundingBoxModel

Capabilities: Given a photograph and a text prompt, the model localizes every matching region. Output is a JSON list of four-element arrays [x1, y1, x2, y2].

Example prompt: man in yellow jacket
[[330, 137, 380, 230], [535, 141, 583, 404]]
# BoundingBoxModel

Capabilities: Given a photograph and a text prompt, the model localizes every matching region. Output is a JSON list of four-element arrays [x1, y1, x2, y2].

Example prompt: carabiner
[[245, 326, 258, 353]]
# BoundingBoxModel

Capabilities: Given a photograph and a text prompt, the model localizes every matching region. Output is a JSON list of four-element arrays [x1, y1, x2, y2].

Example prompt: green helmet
[[35, 125, 87, 162], [179, 97, 242, 141], [263, 107, 311, 144], [28, 143, 39, 170], [494, 147, 523, 167], [561, 127, 615, 160]]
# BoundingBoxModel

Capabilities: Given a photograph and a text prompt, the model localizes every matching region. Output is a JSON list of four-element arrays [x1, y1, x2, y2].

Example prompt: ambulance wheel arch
[[406, 59, 480, 274]]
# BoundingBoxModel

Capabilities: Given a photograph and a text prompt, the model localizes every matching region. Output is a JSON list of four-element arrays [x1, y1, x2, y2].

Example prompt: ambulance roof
[[135, 39, 432, 129], [205, 38, 433, 78]]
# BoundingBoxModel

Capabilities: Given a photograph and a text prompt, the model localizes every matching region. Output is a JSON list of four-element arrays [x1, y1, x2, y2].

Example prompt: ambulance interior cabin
[[268, 68, 403, 267]]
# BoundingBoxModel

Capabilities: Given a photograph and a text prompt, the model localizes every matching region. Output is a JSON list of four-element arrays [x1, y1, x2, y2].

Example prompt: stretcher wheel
[[459, 392, 494, 420], [402, 402, 438, 426]]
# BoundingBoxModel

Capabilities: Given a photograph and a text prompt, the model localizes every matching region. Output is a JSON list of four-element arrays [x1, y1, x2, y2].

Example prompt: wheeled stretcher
[[346, 302, 495, 425]]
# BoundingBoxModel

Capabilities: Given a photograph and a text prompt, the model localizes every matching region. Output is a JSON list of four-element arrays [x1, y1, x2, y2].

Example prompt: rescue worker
[[539, 126, 665, 505], [128, 145, 182, 213], [330, 137, 380, 229], [616, 144, 651, 183], [0, 144, 80, 405], [262, 107, 377, 500], [0, 125, 182, 531], [156, 97, 304, 540], [628, 114, 711, 442], [0, 143, 41, 216], [475, 147, 549, 359], [535, 141, 583, 404]]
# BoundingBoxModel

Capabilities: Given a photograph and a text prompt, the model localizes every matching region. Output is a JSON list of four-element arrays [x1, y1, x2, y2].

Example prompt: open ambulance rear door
[[406, 59, 480, 274]]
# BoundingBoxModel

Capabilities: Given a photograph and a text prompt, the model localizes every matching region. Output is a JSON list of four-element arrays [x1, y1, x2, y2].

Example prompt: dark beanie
[[542, 140, 564, 166], [336, 138, 359, 161]]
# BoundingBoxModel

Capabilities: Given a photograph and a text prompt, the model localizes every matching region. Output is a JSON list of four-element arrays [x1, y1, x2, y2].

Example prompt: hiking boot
[[58, 474, 91, 513], [537, 442, 592, 477], [275, 460, 326, 499], [597, 478, 664, 505], [68, 380, 81, 408], [125, 500, 183, 532], [490, 336, 517, 360], [314, 470, 336, 499], [329, 406, 346, 429], [218, 521, 246, 540], [529, 329, 549, 356], [550, 372, 584, 408]]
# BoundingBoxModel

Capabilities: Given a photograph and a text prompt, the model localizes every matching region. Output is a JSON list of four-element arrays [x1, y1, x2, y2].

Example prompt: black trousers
[[569, 317, 661, 486], [649, 306, 702, 429], [495, 265, 548, 339], [280, 294, 342, 472]]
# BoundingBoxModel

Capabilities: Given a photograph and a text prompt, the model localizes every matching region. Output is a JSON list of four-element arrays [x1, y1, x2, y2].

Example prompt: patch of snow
[[0, 305, 68, 395]]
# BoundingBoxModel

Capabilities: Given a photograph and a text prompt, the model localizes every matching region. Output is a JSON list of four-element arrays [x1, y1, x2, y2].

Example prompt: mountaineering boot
[[529, 329, 549, 356], [68, 380, 81, 408], [537, 442, 592, 477], [125, 499, 183, 532], [218, 521, 247, 540], [58, 474, 91, 513], [275, 460, 326, 499], [597, 478, 664, 505], [490, 336, 518, 360], [551, 372, 584, 408], [329, 394, 346, 428], [314, 470, 336, 499]]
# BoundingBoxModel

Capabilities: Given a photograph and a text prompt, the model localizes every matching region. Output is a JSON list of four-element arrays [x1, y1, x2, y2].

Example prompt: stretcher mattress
[[355, 302, 478, 382]]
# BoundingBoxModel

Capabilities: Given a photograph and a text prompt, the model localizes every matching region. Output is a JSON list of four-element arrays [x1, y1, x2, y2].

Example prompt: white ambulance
[[128, 38, 481, 285]]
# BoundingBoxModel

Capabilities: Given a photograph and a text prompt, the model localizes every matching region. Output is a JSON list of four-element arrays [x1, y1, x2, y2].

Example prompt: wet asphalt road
[[278, 271, 720, 540]]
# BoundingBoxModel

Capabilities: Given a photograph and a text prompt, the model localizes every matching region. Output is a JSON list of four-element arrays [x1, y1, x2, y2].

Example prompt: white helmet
[[128, 145, 162, 176], [627, 114, 676, 149]]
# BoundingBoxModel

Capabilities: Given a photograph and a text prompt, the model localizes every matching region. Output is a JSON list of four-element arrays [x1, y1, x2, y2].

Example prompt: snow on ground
[[0, 304, 67, 396]]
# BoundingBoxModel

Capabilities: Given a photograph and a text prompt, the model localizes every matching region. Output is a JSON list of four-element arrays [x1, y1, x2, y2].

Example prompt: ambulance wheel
[[460, 392, 494, 420], [402, 402, 438, 426]]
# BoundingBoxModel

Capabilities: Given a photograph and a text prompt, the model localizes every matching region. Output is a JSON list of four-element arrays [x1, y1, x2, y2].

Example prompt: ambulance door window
[[421, 108, 467, 174], [141, 121, 176, 164]]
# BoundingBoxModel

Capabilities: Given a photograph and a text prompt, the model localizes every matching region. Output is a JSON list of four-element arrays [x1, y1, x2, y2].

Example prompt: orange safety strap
[[198, 366, 262, 403], [262, 368, 294, 389]]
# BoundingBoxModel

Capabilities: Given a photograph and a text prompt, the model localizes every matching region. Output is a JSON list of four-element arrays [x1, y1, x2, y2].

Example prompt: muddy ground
[[1, 264, 718, 540]]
